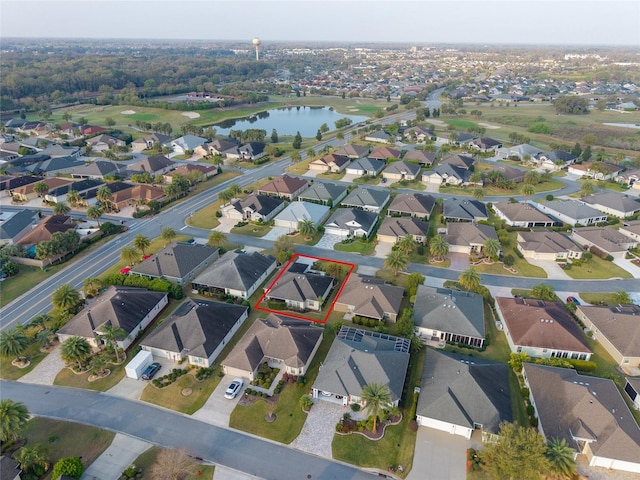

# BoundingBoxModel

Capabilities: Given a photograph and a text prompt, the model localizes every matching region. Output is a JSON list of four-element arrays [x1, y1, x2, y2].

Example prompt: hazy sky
[[1, 0, 639, 46]]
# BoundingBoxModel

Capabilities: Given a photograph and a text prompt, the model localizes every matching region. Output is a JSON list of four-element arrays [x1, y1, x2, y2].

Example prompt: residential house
[[345, 157, 385, 177], [128, 155, 176, 176], [111, 184, 165, 211], [130, 242, 219, 286], [572, 226, 637, 260], [442, 198, 488, 222], [334, 274, 404, 322], [312, 326, 410, 407], [523, 363, 640, 474], [377, 216, 429, 244], [495, 143, 543, 161], [369, 146, 401, 162], [163, 163, 219, 183], [493, 202, 557, 228], [44, 178, 105, 204], [221, 194, 285, 223], [580, 192, 640, 218], [141, 299, 248, 367], [403, 150, 436, 166], [387, 192, 436, 219], [222, 314, 323, 380], [16, 214, 76, 247], [0, 175, 42, 197], [80, 125, 107, 136], [38, 144, 81, 159], [62, 160, 126, 180], [365, 130, 393, 143], [333, 144, 369, 159], [192, 251, 276, 300], [568, 162, 624, 180], [414, 286, 485, 348], [438, 154, 475, 170], [495, 297, 592, 360], [625, 377, 640, 410], [516, 230, 583, 261], [576, 304, 640, 370], [535, 199, 607, 226], [382, 161, 421, 182], [57, 286, 168, 350], [445, 223, 499, 256], [620, 220, 640, 242], [22, 156, 86, 177], [440, 132, 476, 146], [199, 138, 241, 157], [340, 187, 390, 213], [85, 134, 126, 152], [0, 209, 39, 245], [165, 135, 208, 154], [416, 350, 511, 440], [131, 133, 172, 152], [9, 177, 72, 202], [309, 153, 351, 173], [324, 208, 379, 238], [422, 164, 478, 186], [533, 150, 578, 171], [404, 125, 434, 142], [616, 167, 640, 188], [468, 137, 503, 153], [482, 164, 526, 184], [297, 183, 348, 206], [238, 142, 267, 161], [258, 175, 308, 200], [265, 270, 334, 312], [273, 201, 331, 231], [0, 456, 21, 480]]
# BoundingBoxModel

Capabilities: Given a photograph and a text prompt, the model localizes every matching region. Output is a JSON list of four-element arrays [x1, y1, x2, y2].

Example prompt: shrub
[[52, 457, 84, 479], [350, 403, 361, 412], [526, 405, 535, 416], [566, 359, 597, 372], [335, 423, 344, 433], [299, 394, 314, 410], [296, 375, 307, 385], [546, 194, 554, 201]]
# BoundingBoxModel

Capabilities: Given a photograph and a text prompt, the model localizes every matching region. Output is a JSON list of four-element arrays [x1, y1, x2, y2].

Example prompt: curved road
[[0, 381, 376, 480]]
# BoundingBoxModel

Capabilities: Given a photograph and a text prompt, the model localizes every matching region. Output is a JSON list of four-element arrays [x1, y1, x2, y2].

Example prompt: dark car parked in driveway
[[141, 362, 161, 380]]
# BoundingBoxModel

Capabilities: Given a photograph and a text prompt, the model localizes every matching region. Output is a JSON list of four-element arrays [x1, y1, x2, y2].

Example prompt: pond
[[212, 106, 368, 137]]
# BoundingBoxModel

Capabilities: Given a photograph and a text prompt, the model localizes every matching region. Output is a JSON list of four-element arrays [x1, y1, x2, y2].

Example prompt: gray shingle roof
[[141, 298, 248, 359], [130, 243, 218, 281], [297, 183, 347, 203], [229, 194, 284, 218], [266, 271, 333, 303], [347, 158, 385, 174], [443, 198, 488, 221], [416, 350, 512, 434], [493, 202, 556, 224], [192, 251, 276, 292], [0, 209, 38, 241], [336, 275, 404, 320], [333, 144, 370, 159], [414, 286, 485, 339], [325, 208, 378, 233], [387, 193, 436, 217], [378, 216, 429, 239], [275, 201, 330, 225], [446, 222, 498, 248], [576, 304, 640, 357], [542, 199, 608, 221], [517, 230, 581, 254], [580, 192, 640, 215], [439, 154, 475, 169], [341, 187, 389, 209], [383, 160, 421, 177]]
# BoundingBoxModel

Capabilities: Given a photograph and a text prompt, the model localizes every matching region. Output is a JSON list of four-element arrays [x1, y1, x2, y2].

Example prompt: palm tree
[[396, 234, 416, 255], [429, 234, 449, 261], [61, 336, 92, 370], [133, 234, 151, 256], [36, 328, 55, 349], [228, 183, 242, 196], [0, 328, 29, 362], [207, 231, 227, 247], [52, 201, 71, 215], [86, 205, 103, 226], [545, 438, 577, 479], [0, 399, 29, 442], [160, 227, 177, 246], [120, 246, 138, 266], [483, 238, 501, 260], [524, 170, 541, 185], [15, 444, 50, 475], [83, 277, 103, 298], [33, 181, 49, 198], [472, 188, 485, 201], [458, 267, 481, 292], [298, 219, 317, 237], [290, 151, 301, 163], [52, 284, 81, 313], [97, 324, 127, 362], [66, 190, 81, 207], [96, 185, 114, 212], [521, 184, 535, 201], [360, 383, 393, 433], [29, 313, 51, 332], [384, 250, 408, 277], [580, 180, 595, 197]]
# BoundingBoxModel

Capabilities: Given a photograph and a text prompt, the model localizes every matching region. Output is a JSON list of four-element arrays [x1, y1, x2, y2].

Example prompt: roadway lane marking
[[180, 225, 188, 230]]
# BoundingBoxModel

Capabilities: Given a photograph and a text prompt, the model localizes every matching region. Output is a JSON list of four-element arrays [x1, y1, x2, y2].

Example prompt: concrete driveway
[[107, 356, 177, 400], [374, 241, 394, 259], [192, 374, 245, 427], [448, 253, 470, 271], [525, 258, 571, 279], [215, 218, 236, 233], [316, 233, 343, 249], [81, 434, 151, 480], [262, 226, 291, 241], [408, 427, 473, 480]]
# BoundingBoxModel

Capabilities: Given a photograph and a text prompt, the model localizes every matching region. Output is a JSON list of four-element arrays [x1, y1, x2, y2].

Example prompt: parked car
[[566, 296, 580, 305], [224, 378, 244, 399], [141, 362, 161, 380]]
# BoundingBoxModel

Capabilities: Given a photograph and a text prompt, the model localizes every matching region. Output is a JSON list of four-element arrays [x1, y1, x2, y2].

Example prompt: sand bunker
[[426, 119, 447, 127], [120, 110, 136, 115], [181, 112, 201, 119], [479, 122, 501, 129]]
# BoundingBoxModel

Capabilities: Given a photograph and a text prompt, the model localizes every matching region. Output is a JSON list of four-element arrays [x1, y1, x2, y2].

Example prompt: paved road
[[0, 381, 377, 480]]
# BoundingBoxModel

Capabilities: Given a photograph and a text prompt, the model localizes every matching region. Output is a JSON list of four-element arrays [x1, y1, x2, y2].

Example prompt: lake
[[212, 106, 368, 137]]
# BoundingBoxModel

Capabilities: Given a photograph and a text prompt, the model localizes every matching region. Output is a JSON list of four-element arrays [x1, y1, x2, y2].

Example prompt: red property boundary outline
[[254, 253, 355, 324]]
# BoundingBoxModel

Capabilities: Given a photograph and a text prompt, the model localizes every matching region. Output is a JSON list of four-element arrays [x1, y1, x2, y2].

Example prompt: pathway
[[525, 258, 572, 280], [192, 374, 245, 427], [80, 433, 152, 480], [17, 345, 64, 385], [613, 258, 640, 278]]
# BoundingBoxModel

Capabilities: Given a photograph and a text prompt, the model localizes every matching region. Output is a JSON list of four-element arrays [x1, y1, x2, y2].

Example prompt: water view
[[212, 106, 368, 137]]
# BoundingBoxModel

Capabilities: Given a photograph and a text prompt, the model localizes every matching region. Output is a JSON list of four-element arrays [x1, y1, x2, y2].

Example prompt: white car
[[224, 378, 244, 399]]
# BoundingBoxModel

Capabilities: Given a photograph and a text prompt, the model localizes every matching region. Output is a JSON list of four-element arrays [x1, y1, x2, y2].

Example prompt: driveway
[[408, 427, 473, 480], [262, 226, 291, 241], [107, 356, 177, 400], [341, 173, 361, 183], [448, 253, 470, 271], [303, 169, 321, 178], [374, 241, 394, 259], [17, 345, 64, 385], [525, 258, 571, 280], [316, 232, 343, 249], [192, 374, 245, 427], [81, 433, 152, 480], [215, 218, 236, 233], [613, 258, 640, 278]]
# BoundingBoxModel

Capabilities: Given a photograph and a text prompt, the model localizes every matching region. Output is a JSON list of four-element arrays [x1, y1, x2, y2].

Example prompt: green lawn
[[439, 179, 564, 197], [334, 240, 376, 255], [286, 157, 314, 175], [0, 342, 51, 380], [130, 446, 215, 480], [54, 358, 127, 391], [563, 256, 632, 279], [317, 171, 346, 181], [0, 265, 59, 307], [230, 326, 335, 443], [289, 230, 324, 246], [578, 292, 620, 306], [140, 371, 222, 415], [230, 223, 272, 237], [390, 179, 426, 191], [21, 417, 115, 469], [444, 118, 479, 130], [353, 175, 381, 186], [500, 232, 547, 278]]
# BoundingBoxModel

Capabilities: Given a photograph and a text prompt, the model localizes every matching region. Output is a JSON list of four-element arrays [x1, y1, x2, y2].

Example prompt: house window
[[517, 347, 522, 353]]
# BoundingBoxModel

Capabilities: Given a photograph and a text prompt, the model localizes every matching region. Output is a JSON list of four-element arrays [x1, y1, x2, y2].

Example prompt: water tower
[[252, 37, 261, 61]]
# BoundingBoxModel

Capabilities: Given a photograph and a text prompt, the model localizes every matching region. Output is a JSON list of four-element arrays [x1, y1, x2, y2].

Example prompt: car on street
[[141, 362, 161, 380], [224, 378, 244, 399], [566, 296, 580, 305]]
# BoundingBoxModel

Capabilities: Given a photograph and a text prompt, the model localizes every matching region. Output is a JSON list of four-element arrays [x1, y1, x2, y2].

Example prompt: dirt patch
[[181, 112, 201, 119], [478, 122, 501, 129], [238, 392, 279, 407], [11, 359, 31, 369], [88, 369, 111, 382], [120, 110, 136, 115]]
